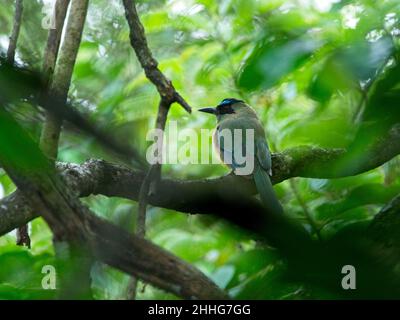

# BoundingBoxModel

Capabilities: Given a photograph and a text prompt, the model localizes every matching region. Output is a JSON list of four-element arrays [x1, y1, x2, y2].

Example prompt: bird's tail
[[253, 163, 283, 215]]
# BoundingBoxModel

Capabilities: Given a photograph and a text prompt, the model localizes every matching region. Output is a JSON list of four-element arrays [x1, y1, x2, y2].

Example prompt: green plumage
[[253, 162, 283, 215]]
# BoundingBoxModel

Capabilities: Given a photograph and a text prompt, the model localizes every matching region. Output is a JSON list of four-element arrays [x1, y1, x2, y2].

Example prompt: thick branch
[[39, 0, 70, 158], [0, 107, 226, 300], [1, 121, 399, 237], [6, 0, 23, 64], [40, 0, 87, 160], [1, 125, 399, 298], [41, 0, 71, 86], [37, 0, 90, 298]]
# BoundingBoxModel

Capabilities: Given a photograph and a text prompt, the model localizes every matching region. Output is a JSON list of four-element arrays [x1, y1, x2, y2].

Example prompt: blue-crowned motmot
[[199, 98, 283, 216]]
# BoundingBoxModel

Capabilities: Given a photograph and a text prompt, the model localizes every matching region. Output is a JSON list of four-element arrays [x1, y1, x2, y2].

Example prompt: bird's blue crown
[[218, 98, 243, 107]]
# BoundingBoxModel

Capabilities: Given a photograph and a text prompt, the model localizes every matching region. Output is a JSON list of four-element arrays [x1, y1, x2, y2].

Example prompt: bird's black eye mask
[[216, 104, 235, 115], [216, 98, 243, 115]]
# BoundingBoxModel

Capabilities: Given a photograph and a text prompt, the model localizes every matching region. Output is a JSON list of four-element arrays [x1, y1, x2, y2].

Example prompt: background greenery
[[0, 0, 399, 299]]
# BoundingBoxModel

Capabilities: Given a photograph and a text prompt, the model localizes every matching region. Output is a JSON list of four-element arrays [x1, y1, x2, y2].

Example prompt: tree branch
[[36, 0, 92, 299], [7, 0, 30, 248], [1, 120, 399, 238], [0, 107, 227, 300], [127, 98, 170, 299], [121, 0, 192, 297], [41, 0, 71, 87], [6, 0, 23, 64], [122, 0, 191, 112], [40, 0, 87, 160], [1, 122, 399, 298]]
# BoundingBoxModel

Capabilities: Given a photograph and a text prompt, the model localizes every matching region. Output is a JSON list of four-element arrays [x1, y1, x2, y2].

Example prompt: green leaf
[[309, 37, 394, 103], [316, 183, 399, 220], [238, 37, 322, 91]]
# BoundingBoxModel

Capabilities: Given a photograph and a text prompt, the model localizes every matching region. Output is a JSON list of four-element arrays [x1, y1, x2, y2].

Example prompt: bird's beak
[[198, 107, 216, 115]]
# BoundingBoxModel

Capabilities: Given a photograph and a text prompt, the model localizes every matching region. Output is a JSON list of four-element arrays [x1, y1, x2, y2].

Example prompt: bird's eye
[[217, 104, 235, 114]]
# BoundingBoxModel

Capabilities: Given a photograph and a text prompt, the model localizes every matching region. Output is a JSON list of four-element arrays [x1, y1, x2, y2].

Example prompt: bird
[[199, 98, 283, 216]]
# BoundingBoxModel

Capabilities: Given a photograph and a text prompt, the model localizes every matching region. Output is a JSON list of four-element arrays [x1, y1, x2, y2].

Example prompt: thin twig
[[122, 0, 191, 299], [127, 99, 170, 299], [122, 0, 191, 113], [16, 224, 30, 248]]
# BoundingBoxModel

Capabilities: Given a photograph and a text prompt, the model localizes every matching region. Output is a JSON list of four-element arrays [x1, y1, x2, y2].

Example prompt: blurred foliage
[[0, 0, 399, 299]]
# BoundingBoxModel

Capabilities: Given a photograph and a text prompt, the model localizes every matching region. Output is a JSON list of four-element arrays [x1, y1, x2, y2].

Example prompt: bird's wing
[[216, 116, 271, 174], [256, 137, 272, 175], [214, 126, 242, 169]]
